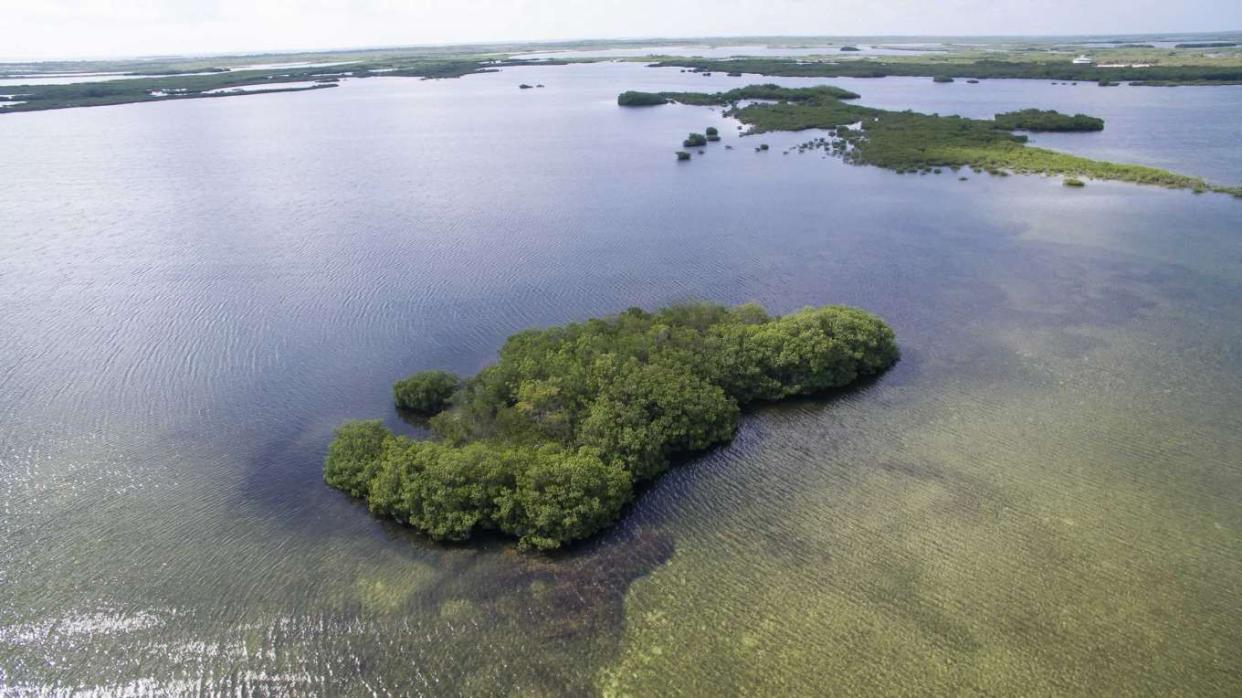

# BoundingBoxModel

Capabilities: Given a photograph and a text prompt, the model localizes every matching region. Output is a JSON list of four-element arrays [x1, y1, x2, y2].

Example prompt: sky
[[1, 0, 1239, 61]]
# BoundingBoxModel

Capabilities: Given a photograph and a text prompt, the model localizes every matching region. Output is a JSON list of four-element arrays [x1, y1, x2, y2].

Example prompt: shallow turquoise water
[[1, 62, 1240, 694]]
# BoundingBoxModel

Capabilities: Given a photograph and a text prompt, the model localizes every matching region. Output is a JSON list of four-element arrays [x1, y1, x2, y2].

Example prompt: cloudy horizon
[[2, 0, 1240, 62]]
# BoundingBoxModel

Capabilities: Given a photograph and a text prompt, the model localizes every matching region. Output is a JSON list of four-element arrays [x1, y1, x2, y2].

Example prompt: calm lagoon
[[1, 62, 1240, 694]]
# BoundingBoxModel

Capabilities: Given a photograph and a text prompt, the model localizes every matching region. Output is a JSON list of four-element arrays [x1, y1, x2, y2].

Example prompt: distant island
[[0, 57, 567, 113], [325, 303, 898, 550], [618, 83, 1241, 197], [6, 37, 1242, 114], [1174, 42, 1237, 49], [649, 57, 1242, 87]]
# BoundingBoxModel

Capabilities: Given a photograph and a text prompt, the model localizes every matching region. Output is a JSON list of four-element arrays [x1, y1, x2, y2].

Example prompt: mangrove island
[[325, 303, 898, 550], [618, 83, 1241, 197]]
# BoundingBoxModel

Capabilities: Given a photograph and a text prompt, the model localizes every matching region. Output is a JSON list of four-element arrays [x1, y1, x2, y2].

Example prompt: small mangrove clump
[[393, 370, 460, 414], [326, 303, 898, 550], [1063, 178, 1086, 187], [676, 151, 691, 160], [684, 133, 708, 147], [933, 76, 955, 83], [706, 126, 721, 142], [617, 90, 669, 106]]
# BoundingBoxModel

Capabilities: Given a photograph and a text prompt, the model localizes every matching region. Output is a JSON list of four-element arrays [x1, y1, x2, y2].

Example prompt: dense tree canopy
[[994, 109, 1105, 132], [393, 370, 459, 413], [617, 90, 669, 106], [326, 303, 899, 550]]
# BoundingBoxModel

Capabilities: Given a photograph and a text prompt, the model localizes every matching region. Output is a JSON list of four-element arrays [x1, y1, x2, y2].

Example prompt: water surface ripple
[[1, 62, 1240, 695]]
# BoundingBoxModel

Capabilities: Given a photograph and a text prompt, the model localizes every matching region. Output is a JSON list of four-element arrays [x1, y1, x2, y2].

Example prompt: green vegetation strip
[[620, 83, 859, 107], [326, 303, 898, 550], [619, 84, 1241, 197], [0, 58, 562, 113], [1174, 42, 1237, 49], [648, 58, 1242, 86]]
